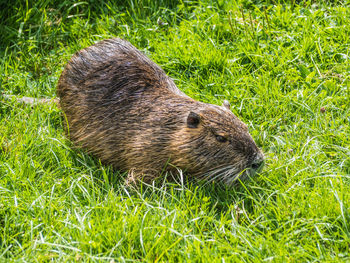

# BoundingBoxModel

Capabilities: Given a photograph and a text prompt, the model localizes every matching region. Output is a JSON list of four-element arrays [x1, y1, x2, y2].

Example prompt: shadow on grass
[[90, 163, 273, 216], [0, 0, 181, 51], [50, 131, 272, 218]]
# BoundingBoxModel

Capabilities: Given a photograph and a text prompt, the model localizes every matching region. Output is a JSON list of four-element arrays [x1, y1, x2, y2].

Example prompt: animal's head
[[172, 100, 264, 185]]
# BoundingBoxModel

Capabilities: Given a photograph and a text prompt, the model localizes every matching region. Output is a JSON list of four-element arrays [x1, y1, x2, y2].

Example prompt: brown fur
[[57, 38, 264, 185]]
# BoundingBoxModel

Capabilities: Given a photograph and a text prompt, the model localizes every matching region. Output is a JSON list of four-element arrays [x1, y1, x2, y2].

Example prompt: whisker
[[194, 160, 255, 187], [199, 165, 234, 187], [197, 165, 231, 180]]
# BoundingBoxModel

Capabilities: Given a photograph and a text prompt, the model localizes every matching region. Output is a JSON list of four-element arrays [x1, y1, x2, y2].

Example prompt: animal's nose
[[251, 154, 264, 171]]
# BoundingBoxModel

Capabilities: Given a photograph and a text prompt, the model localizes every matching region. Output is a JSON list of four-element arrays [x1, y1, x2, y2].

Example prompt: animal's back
[[57, 38, 184, 105], [57, 38, 189, 170]]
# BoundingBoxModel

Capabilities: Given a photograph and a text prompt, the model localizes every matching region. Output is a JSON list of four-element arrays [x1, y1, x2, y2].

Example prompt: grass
[[1, 0, 350, 261]]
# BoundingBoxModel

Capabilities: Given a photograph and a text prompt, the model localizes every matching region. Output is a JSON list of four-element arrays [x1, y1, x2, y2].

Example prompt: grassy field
[[1, 0, 349, 261]]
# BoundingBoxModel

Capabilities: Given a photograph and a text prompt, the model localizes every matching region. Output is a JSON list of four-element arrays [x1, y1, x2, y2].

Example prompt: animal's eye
[[216, 135, 227, 143]]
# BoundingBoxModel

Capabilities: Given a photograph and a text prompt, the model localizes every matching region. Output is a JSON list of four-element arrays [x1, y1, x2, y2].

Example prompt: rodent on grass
[[57, 38, 264, 185]]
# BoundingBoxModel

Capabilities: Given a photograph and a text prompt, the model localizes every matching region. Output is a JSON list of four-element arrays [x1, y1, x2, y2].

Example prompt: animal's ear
[[222, 100, 231, 111], [187, 112, 201, 128]]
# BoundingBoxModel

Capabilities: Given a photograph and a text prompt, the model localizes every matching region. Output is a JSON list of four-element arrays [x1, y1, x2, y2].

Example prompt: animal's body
[[57, 38, 264, 184]]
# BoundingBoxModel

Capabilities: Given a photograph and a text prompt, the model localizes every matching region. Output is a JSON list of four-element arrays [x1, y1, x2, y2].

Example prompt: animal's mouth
[[196, 159, 264, 186], [250, 154, 265, 173]]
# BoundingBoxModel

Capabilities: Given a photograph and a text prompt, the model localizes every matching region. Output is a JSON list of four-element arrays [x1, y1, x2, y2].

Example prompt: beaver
[[57, 38, 264, 185]]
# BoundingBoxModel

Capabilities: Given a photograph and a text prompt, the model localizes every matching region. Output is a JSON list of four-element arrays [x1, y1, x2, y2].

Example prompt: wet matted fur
[[57, 38, 264, 185]]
